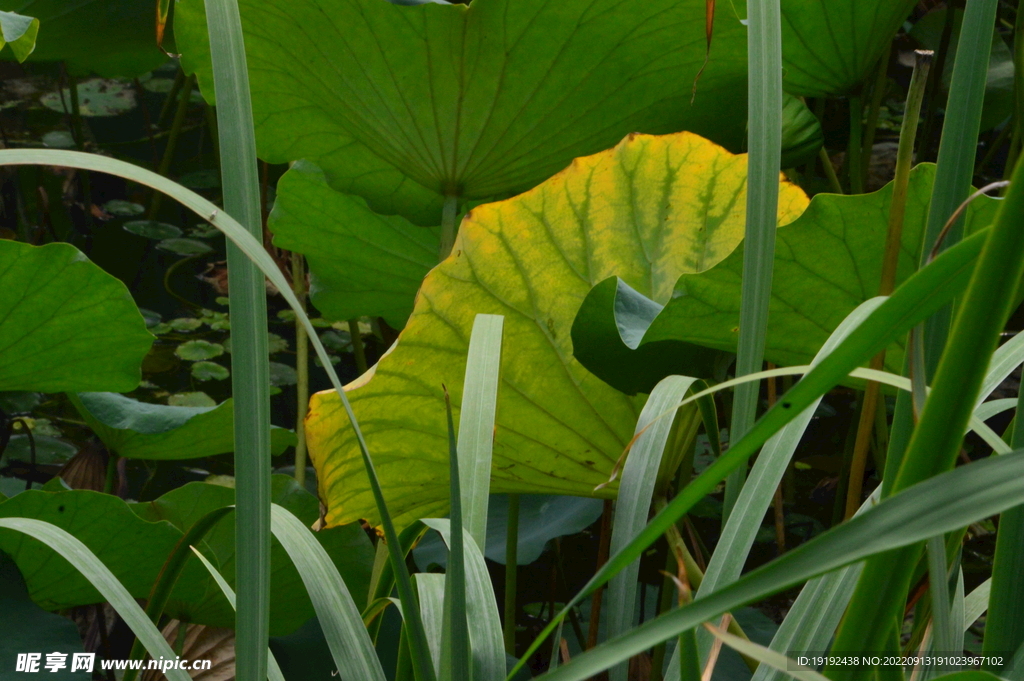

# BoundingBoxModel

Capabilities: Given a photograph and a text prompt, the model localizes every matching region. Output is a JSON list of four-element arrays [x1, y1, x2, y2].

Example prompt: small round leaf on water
[[41, 131, 76, 148], [190, 361, 229, 381], [157, 238, 214, 256], [39, 79, 137, 117], [167, 392, 216, 407], [175, 340, 223, 361], [138, 308, 162, 328], [102, 200, 145, 217], [268, 362, 297, 386], [123, 221, 183, 240], [169, 318, 203, 332]]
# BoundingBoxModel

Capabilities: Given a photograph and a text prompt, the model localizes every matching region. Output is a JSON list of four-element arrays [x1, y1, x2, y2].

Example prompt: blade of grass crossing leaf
[[0, 148, 437, 681], [268, 504, 387, 680], [965, 579, 991, 632], [827, 125, 1024, 680], [416, 574, 446, 677], [507, 227, 991, 679], [533, 451, 1024, 681], [423, 519, 506, 681], [440, 393, 471, 681], [606, 376, 700, 681], [458, 314, 504, 551], [0, 518, 191, 681], [983, 365, 1024, 664], [693, 381, 721, 459], [187, 546, 286, 681], [918, 0, 999, 378], [203, 2, 270, 680], [725, 0, 784, 522]]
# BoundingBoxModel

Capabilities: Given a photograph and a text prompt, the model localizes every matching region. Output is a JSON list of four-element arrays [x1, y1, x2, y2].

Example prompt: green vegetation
[[0, 0, 1023, 680]]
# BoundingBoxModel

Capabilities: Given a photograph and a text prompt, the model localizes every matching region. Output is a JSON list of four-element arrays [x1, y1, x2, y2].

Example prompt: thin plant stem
[[148, 75, 196, 219], [65, 70, 94, 241], [766, 363, 785, 554], [348, 319, 368, 375], [156, 68, 186, 129], [819, 147, 844, 194], [723, 0, 783, 522], [1004, 1, 1024, 180], [845, 50, 932, 520], [292, 251, 309, 488], [438, 193, 459, 261], [860, 44, 893, 187], [847, 94, 864, 194], [504, 493, 519, 656]]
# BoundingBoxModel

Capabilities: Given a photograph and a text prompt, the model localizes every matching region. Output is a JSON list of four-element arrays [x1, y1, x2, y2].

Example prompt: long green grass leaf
[[705, 624, 830, 681], [423, 519, 505, 681], [534, 450, 1024, 681], [918, 0, 999, 376], [439, 395, 470, 681], [268, 504, 386, 681], [202, 1, 271, 679], [725, 0, 784, 520], [458, 314, 504, 551], [607, 376, 700, 681], [0, 518, 190, 681], [188, 546, 286, 681], [416, 574, 446, 676]]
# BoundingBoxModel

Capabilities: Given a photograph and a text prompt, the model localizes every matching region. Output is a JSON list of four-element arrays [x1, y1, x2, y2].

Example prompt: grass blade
[[188, 546, 286, 681], [268, 504, 387, 681], [423, 519, 506, 681], [534, 450, 1024, 681], [202, 1, 271, 680], [439, 393, 471, 681], [607, 376, 700, 681], [458, 314, 504, 551], [704, 623, 829, 681], [918, 0, 999, 376], [725, 0, 784, 521], [928, 535, 956, 660], [0, 518, 190, 681], [416, 574, 446, 676]]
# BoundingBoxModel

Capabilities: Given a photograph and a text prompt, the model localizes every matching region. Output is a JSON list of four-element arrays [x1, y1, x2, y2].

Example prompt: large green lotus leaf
[[0, 488, 207, 611], [304, 132, 810, 529], [779, 0, 917, 96], [173, 0, 750, 225], [570, 163, 999, 395], [70, 392, 296, 460], [130, 476, 374, 635], [0, 0, 168, 77], [0, 554, 90, 679], [269, 161, 440, 327], [0, 241, 153, 393]]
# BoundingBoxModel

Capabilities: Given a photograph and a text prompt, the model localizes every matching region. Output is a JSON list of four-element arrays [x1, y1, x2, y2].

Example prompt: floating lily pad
[[0, 391, 41, 413], [191, 361, 229, 382], [101, 199, 144, 217], [1, 435, 76, 465], [70, 392, 295, 459], [175, 340, 224, 361], [169, 317, 203, 332], [40, 130, 75, 148], [168, 392, 216, 407], [157, 238, 214, 256], [39, 78, 136, 117], [123, 220, 183, 240], [138, 308, 162, 328], [268, 362, 297, 387]]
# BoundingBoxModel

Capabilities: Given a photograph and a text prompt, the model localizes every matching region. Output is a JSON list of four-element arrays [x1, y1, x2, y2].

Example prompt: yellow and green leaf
[[305, 132, 809, 529]]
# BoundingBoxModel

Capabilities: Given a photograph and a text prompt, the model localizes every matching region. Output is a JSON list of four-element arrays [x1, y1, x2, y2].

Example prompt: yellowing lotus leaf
[[306, 132, 809, 529]]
